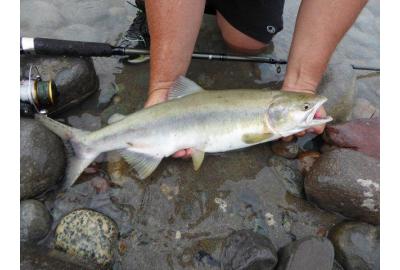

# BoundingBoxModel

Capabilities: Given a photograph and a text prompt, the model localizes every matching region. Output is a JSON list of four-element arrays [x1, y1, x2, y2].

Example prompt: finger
[[173, 150, 187, 158], [313, 125, 325, 135]]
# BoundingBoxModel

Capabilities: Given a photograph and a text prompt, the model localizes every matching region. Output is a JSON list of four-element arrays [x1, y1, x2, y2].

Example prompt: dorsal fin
[[168, 76, 204, 100]]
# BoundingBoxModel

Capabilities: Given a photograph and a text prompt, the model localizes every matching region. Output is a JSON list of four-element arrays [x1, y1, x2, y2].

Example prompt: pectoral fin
[[119, 150, 162, 179], [168, 76, 204, 100], [191, 149, 205, 171], [242, 132, 274, 144]]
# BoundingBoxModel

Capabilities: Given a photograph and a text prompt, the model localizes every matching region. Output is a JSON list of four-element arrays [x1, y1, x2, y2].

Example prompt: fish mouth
[[305, 97, 333, 126]]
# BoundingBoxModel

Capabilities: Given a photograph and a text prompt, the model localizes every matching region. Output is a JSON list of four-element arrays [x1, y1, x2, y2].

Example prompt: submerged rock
[[54, 209, 118, 265], [276, 236, 334, 270], [329, 222, 379, 270], [221, 230, 278, 270], [20, 200, 52, 242], [270, 141, 299, 159], [20, 118, 65, 199], [323, 117, 380, 160], [268, 156, 304, 197], [317, 63, 358, 123], [20, 55, 98, 114], [305, 149, 380, 225]]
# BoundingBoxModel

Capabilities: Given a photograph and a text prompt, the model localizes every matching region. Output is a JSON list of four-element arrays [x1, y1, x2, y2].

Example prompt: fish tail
[[35, 114, 98, 189]]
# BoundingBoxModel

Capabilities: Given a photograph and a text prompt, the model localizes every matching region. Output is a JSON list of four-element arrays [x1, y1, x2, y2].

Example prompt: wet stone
[[352, 98, 379, 120], [297, 151, 320, 175], [221, 230, 278, 270], [20, 200, 52, 242], [323, 117, 380, 160], [305, 149, 380, 225], [20, 118, 65, 199], [20, 55, 98, 114], [268, 156, 304, 197], [328, 222, 379, 270], [270, 141, 299, 159], [54, 209, 119, 265], [332, 260, 345, 270], [317, 63, 357, 123], [276, 236, 334, 270]]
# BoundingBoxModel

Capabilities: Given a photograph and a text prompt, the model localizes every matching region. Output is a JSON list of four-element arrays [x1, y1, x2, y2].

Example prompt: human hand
[[280, 88, 327, 142], [145, 86, 192, 158]]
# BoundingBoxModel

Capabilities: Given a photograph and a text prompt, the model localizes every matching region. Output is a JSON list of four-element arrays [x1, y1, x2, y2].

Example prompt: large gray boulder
[[20, 118, 65, 199]]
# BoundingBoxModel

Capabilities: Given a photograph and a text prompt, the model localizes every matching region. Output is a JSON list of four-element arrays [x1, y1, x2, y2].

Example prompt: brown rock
[[271, 141, 299, 159], [298, 151, 320, 174], [323, 118, 379, 160], [305, 149, 379, 225]]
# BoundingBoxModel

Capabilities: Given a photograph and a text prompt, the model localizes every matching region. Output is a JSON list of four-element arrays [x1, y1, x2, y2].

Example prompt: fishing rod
[[20, 37, 287, 64], [20, 37, 380, 71]]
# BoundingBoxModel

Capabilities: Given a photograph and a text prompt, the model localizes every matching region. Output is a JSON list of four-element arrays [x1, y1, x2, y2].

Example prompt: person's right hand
[[144, 87, 192, 159]]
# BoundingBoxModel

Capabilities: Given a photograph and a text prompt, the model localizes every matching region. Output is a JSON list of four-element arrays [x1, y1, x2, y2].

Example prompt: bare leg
[[216, 11, 267, 55]]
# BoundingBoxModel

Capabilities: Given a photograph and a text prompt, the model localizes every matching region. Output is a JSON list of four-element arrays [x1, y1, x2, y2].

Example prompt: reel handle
[[20, 37, 113, 57]]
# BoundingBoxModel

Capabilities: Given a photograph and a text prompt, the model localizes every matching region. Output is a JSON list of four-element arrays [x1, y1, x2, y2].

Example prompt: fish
[[36, 76, 332, 188]]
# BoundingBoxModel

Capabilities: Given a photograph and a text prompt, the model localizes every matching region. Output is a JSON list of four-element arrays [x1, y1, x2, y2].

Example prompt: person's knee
[[216, 12, 268, 54]]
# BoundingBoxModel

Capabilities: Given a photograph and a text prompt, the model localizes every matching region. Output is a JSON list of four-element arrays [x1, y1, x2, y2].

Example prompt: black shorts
[[205, 0, 285, 44]]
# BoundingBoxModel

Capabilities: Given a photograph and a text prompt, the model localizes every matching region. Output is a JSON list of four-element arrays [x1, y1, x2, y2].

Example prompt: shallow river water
[[21, 0, 379, 269]]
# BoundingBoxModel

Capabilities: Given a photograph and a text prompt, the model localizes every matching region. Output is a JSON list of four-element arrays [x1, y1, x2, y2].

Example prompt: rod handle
[[20, 37, 113, 57]]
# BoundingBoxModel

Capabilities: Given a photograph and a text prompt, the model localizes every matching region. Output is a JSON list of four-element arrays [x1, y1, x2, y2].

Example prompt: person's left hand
[[280, 88, 327, 142]]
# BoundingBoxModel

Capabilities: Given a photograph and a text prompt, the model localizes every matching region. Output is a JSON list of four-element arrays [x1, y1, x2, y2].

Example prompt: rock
[[268, 156, 304, 197], [297, 151, 320, 175], [276, 236, 334, 270], [332, 260, 345, 270], [21, 244, 92, 270], [323, 118, 380, 160], [20, 55, 98, 114], [20, 118, 65, 199], [305, 149, 380, 224], [54, 209, 118, 265], [328, 222, 379, 270], [352, 98, 379, 120], [221, 230, 278, 270], [270, 141, 299, 159], [106, 151, 132, 186], [317, 63, 357, 123], [20, 200, 52, 242]]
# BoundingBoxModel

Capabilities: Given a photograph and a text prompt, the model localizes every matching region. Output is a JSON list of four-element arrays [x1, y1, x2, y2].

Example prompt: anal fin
[[119, 150, 162, 179], [191, 149, 205, 171]]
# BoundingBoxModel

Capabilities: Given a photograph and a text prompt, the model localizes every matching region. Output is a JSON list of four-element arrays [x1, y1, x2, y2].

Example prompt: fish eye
[[303, 103, 310, 110]]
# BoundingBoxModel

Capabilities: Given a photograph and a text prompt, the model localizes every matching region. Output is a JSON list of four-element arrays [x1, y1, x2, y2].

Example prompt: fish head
[[267, 92, 333, 136]]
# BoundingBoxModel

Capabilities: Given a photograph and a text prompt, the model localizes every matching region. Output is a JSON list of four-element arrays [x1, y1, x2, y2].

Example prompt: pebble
[[305, 149, 379, 224], [54, 209, 118, 265], [221, 230, 277, 270], [20, 200, 52, 242], [268, 156, 304, 197], [270, 141, 299, 159], [275, 236, 334, 270], [329, 222, 379, 270], [297, 151, 320, 174]]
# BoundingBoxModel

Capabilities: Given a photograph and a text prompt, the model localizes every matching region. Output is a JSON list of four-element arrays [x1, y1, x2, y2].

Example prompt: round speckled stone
[[54, 209, 118, 265]]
